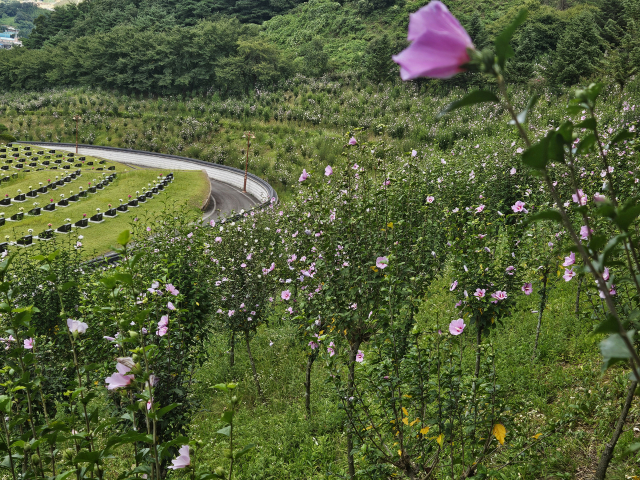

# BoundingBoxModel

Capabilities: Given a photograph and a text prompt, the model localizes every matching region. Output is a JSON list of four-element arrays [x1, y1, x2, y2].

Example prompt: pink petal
[[408, 1, 473, 46], [393, 30, 471, 80]]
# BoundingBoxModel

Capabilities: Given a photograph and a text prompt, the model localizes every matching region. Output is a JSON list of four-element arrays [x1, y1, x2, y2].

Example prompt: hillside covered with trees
[[0, 0, 637, 94]]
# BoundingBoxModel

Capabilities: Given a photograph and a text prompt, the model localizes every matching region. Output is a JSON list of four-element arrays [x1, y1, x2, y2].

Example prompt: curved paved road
[[25, 144, 260, 219]]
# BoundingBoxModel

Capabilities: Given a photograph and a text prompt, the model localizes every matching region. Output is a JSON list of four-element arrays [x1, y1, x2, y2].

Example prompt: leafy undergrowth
[[184, 271, 640, 479]]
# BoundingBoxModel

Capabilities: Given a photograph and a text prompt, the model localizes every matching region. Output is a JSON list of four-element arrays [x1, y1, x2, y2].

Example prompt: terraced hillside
[[0, 142, 210, 256]]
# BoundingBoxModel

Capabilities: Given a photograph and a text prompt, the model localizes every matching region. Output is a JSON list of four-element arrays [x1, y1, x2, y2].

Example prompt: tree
[[547, 11, 603, 86], [465, 12, 489, 50], [362, 34, 395, 84], [299, 38, 329, 77]]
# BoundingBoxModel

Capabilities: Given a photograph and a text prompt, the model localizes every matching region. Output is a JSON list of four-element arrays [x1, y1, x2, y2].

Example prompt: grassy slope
[[186, 272, 634, 479], [261, 0, 596, 69]]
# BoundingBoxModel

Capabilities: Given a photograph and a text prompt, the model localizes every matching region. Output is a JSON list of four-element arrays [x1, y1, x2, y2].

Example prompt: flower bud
[[223, 448, 232, 459], [31, 454, 40, 466], [231, 396, 239, 406], [132, 353, 140, 362], [128, 330, 139, 339], [23, 443, 31, 453], [214, 466, 225, 476]]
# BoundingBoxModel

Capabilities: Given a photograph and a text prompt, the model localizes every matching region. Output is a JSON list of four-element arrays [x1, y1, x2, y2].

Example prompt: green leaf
[[610, 129, 635, 145], [59, 281, 77, 293], [508, 94, 539, 125], [600, 330, 635, 370], [593, 314, 619, 334], [117, 230, 131, 247], [216, 426, 231, 437], [495, 9, 528, 68], [576, 133, 596, 155], [100, 276, 117, 290], [437, 90, 499, 118], [221, 410, 234, 424], [114, 273, 133, 286], [55, 471, 77, 480], [524, 210, 562, 225], [105, 432, 150, 451], [575, 118, 597, 130], [234, 443, 256, 460], [0, 395, 10, 414], [615, 205, 640, 231], [74, 450, 102, 464], [522, 134, 549, 170], [155, 403, 179, 419]]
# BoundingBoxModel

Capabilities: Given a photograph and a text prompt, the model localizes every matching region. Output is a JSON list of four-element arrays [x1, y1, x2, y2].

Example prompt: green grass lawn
[[0, 144, 210, 256]]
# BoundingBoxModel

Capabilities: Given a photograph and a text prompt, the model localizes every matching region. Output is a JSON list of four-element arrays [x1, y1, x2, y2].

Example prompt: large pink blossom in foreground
[[392, 1, 474, 80], [168, 445, 191, 470], [449, 318, 466, 335]]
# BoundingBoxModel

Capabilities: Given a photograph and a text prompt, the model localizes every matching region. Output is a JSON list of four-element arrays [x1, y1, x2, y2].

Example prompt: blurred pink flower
[[450, 280, 458, 291], [603, 267, 610, 281], [392, 1, 473, 80], [563, 252, 575, 267], [376, 256, 388, 269], [449, 318, 466, 335], [348, 137, 357, 145], [281, 289, 291, 301], [167, 301, 176, 311], [427, 196, 435, 203], [473, 288, 486, 299], [355, 350, 364, 363], [572, 189, 587, 205], [522, 283, 533, 295], [511, 201, 527, 213], [299, 169, 309, 182], [105, 362, 134, 390], [67, 318, 88, 334], [24, 338, 34, 349], [491, 291, 507, 301], [168, 445, 190, 470], [325, 165, 333, 176], [580, 225, 592, 240], [563, 269, 576, 282]]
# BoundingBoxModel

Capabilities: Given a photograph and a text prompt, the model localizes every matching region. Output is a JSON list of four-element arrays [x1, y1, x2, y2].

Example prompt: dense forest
[[0, 0, 637, 94], [0, 0, 45, 36]]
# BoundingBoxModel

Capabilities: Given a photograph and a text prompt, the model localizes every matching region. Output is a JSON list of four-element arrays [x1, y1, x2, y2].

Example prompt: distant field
[[0, 143, 209, 257]]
